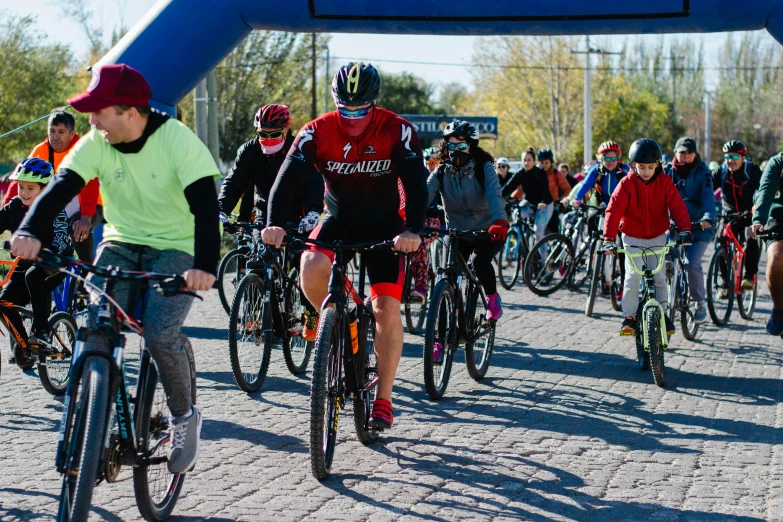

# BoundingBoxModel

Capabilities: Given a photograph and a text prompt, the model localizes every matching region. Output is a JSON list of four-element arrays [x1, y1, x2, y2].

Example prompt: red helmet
[[597, 141, 621, 156], [254, 104, 291, 130]]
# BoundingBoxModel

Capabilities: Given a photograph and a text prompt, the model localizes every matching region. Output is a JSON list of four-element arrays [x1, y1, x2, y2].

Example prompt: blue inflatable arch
[[99, 0, 783, 115]]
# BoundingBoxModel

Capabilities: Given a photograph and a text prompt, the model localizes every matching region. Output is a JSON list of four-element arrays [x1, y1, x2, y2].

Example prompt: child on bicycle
[[602, 139, 692, 337], [1, 158, 73, 366]]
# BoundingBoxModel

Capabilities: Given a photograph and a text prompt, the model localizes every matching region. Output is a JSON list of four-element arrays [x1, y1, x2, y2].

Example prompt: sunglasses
[[602, 156, 619, 162], [446, 142, 469, 151], [337, 106, 373, 119], [724, 154, 742, 161], [497, 165, 509, 169], [257, 129, 285, 139]]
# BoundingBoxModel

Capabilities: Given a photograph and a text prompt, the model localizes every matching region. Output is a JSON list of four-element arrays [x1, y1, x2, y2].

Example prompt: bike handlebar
[[616, 242, 677, 277], [420, 226, 491, 240]]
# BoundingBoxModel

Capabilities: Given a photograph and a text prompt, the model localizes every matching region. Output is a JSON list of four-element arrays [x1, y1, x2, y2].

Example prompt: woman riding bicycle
[[427, 121, 508, 321], [663, 137, 716, 325]]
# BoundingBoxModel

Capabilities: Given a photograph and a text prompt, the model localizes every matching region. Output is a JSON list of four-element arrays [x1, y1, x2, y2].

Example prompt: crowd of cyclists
[[4, 59, 783, 520]]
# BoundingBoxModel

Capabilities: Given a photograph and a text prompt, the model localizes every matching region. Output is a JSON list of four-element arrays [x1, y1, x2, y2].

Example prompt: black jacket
[[1, 197, 73, 258], [712, 161, 763, 215], [501, 167, 553, 206], [218, 133, 324, 224]]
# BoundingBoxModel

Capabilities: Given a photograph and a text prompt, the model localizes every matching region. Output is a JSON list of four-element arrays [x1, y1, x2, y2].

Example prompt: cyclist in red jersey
[[263, 62, 427, 431]]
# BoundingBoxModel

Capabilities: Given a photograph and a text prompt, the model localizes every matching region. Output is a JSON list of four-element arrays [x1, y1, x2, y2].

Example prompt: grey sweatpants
[[87, 241, 195, 416], [621, 233, 669, 318]]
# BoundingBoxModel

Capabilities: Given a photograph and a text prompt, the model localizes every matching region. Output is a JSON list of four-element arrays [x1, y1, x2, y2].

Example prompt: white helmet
[[496, 157, 510, 166]]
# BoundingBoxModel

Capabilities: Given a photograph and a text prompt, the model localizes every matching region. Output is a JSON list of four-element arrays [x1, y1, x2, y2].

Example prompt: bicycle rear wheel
[[228, 274, 273, 393], [38, 312, 76, 396], [706, 246, 734, 326], [282, 269, 314, 375], [218, 248, 248, 315], [58, 356, 110, 522], [464, 283, 495, 381], [498, 228, 522, 290], [737, 259, 758, 319], [523, 233, 575, 296], [133, 338, 196, 521], [646, 307, 666, 387], [422, 280, 456, 400], [309, 307, 340, 481], [584, 244, 601, 317]]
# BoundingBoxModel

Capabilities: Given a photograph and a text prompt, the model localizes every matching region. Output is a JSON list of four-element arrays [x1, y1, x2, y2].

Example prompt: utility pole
[[665, 53, 685, 133], [311, 33, 317, 119], [704, 91, 712, 162], [206, 70, 220, 166], [324, 46, 330, 114], [572, 37, 621, 168], [194, 79, 208, 146]]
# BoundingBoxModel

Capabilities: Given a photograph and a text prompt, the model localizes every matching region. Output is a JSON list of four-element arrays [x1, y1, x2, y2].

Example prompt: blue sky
[[2, 0, 778, 93]]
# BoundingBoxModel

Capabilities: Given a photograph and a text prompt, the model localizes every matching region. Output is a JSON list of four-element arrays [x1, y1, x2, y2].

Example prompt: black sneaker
[[767, 308, 783, 336], [620, 317, 635, 336], [665, 315, 675, 337], [28, 332, 54, 353]]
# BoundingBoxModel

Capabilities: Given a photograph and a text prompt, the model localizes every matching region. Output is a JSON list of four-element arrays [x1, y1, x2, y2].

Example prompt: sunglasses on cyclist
[[257, 129, 286, 139], [724, 153, 742, 161], [602, 156, 619, 162], [446, 142, 470, 151], [497, 164, 509, 169], [337, 106, 373, 119]]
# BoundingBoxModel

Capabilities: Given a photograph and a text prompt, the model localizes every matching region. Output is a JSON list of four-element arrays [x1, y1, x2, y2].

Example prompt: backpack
[[436, 162, 486, 192]]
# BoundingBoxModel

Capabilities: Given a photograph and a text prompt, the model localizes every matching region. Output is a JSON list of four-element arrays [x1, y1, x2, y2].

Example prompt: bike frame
[[617, 242, 675, 351], [718, 218, 750, 295]]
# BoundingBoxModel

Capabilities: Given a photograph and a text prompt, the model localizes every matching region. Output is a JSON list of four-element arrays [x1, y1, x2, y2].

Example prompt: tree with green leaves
[[376, 71, 439, 115]]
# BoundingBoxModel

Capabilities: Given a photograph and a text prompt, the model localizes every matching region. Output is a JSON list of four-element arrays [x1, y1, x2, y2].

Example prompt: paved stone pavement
[[2, 264, 783, 521]]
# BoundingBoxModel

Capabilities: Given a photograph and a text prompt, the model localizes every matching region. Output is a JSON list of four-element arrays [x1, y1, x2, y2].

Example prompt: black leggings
[[453, 237, 504, 296], [0, 265, 66, 339]]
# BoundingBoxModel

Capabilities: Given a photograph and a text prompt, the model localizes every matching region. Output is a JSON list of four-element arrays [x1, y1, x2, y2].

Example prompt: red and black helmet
[[723, 140, 747, 155], [597, 141, 621, 156], [254, 104, 291, 130]]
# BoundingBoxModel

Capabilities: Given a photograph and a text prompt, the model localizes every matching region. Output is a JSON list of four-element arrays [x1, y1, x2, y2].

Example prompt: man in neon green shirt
[[12, 64, 219, 474]]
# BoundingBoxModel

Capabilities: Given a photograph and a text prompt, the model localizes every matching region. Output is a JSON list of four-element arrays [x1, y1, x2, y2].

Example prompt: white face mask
[[259, 139, 286, 155]]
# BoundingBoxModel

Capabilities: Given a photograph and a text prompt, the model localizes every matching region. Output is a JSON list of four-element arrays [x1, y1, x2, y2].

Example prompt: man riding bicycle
[[262, 62, 427, 431], [12, 64, 219, 474]]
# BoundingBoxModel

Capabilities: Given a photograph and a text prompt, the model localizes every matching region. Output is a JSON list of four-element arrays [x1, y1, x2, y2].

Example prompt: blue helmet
[[11, 158, 54, 184]]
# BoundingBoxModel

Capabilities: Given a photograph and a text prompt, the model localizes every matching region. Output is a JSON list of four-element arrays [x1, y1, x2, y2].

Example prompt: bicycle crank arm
[[362, 375, 379, 392]]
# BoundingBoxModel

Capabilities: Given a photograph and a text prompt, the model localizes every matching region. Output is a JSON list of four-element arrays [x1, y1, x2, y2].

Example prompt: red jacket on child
[[603, 169, 691, 241]]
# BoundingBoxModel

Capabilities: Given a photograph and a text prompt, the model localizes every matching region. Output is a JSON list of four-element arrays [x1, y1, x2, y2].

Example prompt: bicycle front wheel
[[282, 268, 314, 375], [58, 356, 110, 522], [228, 274, 273, 393], [353, 304, 379, 445], [38, 312, 77, 396], [523, 233, 575, 296], [133, 339, 196, 521], [680, 272, 699, 341], [706, 246, 734, 326], [646, 307, 666, 387], [585, 245, 601, 317], [609, 254, 623, 312], [218, 248, 248, 315], [737, 259, 758, 319], [498, 228, 522, 290], [422, 280, 457, 400], [464, 284, 495, 381], [309, 307, 340, 481]]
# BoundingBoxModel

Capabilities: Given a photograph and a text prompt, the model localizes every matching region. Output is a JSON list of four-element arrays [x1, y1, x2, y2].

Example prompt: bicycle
[[581, 207, 623, 316], [496, 201, 535, 290], [0, 254, 78, 396], [36, 250, 207, 522], [706, 211, 758, 325], [227, 222, 315, 392], [421, 227, 497, 400], [666, 223, 704, 341], [523, 229, 576, 297], [285, 236, 388, 480], [217, 220, 253, 315], [613, 240, 684, 387]]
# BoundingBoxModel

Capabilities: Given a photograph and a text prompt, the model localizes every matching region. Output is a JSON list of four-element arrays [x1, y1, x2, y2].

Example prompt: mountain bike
[[217, 221, 252, 315], [227, 222, 315, 392], [496, 201, 535, 290], [613, 240, 684, 387], [36, 250, 208, 522], [667, 223, 703, 341], [421, 227, 497, 400], [286, 236, 387, 480], [707, 211, 758, 325]]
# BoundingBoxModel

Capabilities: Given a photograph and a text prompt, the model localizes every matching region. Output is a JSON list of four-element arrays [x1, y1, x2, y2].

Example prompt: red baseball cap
[[67, 64, 152, 113]]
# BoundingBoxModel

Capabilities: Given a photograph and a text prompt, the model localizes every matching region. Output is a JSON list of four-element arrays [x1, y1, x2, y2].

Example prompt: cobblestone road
[[2, 264, 782, 521]]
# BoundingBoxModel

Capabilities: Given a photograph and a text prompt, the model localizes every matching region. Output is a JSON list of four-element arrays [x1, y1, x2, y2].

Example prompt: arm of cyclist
[[218, 142, 254, 218], [500, 170, 523, 199], [183, 176, 220, 291], [751, 153, 783, 234], [13, 168, 85, 259], [237, 182, 255, 223], [481, 161, 510, 241], [73, 178, 100, 242], [666, 176, 694, 235], [698, 168, 716, 229], [572, 165, 598, 204], [394, 128, 428, 237]]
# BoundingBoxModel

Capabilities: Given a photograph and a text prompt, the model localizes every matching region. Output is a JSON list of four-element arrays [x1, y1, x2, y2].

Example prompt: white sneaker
[[167, 405, 202, 474]]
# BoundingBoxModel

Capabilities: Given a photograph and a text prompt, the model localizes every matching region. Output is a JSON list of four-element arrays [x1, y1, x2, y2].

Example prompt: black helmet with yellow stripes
[[331, 62, 380, 108]]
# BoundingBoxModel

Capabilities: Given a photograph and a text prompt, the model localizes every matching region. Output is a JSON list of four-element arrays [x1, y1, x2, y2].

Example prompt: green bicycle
[[613, 240, 683, 388]]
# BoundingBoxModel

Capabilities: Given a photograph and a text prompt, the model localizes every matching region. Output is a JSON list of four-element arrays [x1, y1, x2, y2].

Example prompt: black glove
[[679, 231, 693, 245]]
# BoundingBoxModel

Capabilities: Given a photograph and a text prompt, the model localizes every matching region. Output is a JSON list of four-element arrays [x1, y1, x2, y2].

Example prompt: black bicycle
[[227, 222, 315, 392], [421, 227, 497, 400], [287, 236, 389, 481], [217, 220, 252, 315], [496, 201, 535, 290], [667, 223, 703, 341], [37, 250, 205, 522]]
